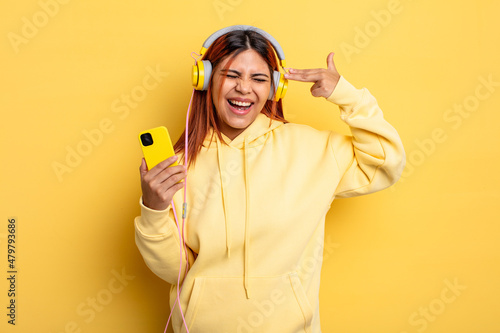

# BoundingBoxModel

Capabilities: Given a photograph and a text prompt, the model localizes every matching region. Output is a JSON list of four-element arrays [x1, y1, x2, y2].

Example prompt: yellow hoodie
[[134, 76, 406, 333]]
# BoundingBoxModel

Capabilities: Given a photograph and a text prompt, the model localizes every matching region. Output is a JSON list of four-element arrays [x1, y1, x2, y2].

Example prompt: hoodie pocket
[[181, 272, 313, 333], [180, 276, 205, 332]]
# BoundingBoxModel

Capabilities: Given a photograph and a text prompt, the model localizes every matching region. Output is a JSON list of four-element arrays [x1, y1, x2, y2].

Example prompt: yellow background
[[1, 0, 499, 332]]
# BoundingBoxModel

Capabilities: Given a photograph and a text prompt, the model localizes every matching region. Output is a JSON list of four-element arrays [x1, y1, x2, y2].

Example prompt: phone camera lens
[[140, 133, 154, 146]]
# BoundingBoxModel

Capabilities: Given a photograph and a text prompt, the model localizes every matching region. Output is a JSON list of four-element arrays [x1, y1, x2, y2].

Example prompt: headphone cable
[[163, 88, 194, 333]]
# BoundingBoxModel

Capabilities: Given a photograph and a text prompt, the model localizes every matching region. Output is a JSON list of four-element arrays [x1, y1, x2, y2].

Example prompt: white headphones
[[191, 25, 288, 101]]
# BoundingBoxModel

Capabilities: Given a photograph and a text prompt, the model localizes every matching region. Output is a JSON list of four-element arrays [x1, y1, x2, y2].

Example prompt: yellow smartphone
[[139, 126, 178, 170]]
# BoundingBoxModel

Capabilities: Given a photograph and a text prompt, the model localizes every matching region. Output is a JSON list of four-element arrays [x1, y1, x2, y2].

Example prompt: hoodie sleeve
[[134, 197, 194, 285], [326, 76, 406, 198]]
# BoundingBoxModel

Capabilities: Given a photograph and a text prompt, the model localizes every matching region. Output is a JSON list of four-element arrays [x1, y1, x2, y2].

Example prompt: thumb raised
[[327, 52, 336, 70]]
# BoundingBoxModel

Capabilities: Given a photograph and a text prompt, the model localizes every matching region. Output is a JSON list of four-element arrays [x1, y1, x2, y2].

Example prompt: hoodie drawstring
[[216, 135, 252, 299], [216, 136, 231, 258], [243, 137, 251, 299], [203, 115, 283, 301]]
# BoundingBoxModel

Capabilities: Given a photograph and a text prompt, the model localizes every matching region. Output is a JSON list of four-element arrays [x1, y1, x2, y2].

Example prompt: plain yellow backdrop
[[1, 0, 499, 332]]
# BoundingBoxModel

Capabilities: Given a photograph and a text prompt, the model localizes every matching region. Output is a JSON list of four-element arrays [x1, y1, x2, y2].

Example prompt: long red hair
[[173, 29, 288, 168]]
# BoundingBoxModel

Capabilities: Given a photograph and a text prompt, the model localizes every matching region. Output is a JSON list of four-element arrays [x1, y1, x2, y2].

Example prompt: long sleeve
[[134, 197, 194, 285], [327, 76, 406, 198]]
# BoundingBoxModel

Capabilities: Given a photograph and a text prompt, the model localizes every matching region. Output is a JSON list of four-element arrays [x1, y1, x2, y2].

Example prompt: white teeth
[[229, 100, 252, 107]]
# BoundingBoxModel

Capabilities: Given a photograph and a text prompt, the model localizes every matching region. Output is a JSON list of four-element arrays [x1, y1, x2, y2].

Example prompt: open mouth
[[228, 99, 254, 112]]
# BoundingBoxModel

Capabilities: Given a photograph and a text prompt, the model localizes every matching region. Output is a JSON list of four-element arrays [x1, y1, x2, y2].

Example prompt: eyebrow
[[220, 69, 270, 78]]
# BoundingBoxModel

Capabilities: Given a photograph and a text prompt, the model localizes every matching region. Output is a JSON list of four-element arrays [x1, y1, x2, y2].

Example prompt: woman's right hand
[[139, 156, 187, 211]]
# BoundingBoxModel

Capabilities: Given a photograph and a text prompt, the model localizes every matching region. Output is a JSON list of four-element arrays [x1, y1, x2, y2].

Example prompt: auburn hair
[[173, 29, 288, 168]]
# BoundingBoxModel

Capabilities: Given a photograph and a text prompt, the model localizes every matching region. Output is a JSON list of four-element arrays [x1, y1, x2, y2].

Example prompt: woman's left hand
[[284, 52, 341, 99]]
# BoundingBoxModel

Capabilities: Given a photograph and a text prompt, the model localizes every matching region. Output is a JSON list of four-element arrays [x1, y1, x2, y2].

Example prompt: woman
[[135, 26, 405, 333]]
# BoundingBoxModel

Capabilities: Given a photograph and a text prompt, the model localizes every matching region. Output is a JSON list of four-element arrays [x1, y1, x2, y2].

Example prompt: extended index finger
[[284, 68, 324, 82]]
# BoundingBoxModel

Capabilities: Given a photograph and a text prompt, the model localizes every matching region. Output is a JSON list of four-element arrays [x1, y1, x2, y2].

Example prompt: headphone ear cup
[[269, 71, 288, 101], [192, 60, 213, 90], [201, 60, 212, 91], [278, 74, 288, 100], [269, 71, 281, 100]]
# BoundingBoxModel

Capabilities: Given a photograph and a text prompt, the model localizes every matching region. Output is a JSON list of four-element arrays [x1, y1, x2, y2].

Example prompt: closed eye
[[220, 69, 269, 82]]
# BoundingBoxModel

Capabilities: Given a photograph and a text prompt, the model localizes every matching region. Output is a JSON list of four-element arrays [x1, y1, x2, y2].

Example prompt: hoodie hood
[[202, 113, 284, 149], [202, 113, 284, 298]]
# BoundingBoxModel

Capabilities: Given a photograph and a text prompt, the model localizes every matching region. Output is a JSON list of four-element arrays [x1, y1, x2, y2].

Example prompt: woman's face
[[211, 49, 272, 140]]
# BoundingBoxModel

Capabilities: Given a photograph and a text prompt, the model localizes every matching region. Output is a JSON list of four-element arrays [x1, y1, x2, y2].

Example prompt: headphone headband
[[192, 25, 288, 101], [199, 25, 286, 68]]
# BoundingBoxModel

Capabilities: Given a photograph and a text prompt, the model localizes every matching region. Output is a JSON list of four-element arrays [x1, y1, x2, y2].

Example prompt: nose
[[235, 77, 251, 94]]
